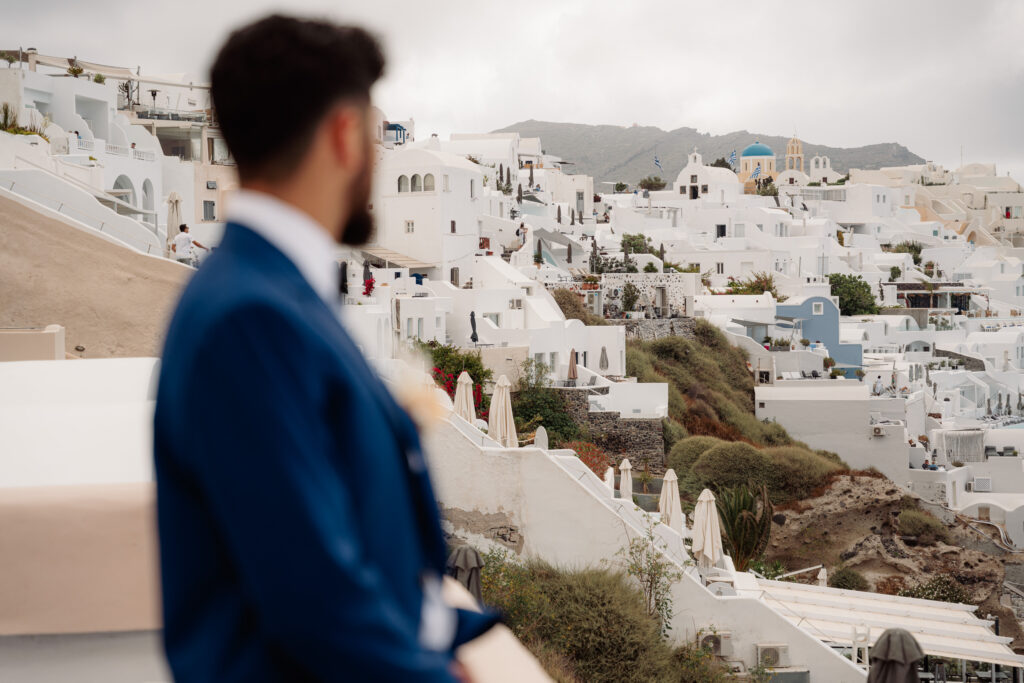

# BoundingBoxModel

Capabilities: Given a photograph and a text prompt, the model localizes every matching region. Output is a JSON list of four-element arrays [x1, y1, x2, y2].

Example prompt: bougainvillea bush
[[563, 441, 609, 478], [432, 367, 489, 420]]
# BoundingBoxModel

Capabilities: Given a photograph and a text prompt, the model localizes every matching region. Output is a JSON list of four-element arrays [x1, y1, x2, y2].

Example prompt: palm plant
[[716, 484, 773, 572]]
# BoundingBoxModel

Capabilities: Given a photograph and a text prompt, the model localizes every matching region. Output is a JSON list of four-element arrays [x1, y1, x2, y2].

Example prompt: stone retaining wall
[[934, 348, 985, 372], [554, 387, 664, 468], [605, 318, 696, 342]]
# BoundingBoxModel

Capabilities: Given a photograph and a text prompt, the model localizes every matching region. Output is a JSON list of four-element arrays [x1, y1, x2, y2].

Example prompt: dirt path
[[0, 195, 188, 357]]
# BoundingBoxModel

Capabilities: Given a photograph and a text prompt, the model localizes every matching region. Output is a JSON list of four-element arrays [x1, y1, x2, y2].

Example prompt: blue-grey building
[[775, 295, 863, 377]]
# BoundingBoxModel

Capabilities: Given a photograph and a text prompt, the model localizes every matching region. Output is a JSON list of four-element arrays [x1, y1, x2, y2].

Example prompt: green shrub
[[898, 509, 949, 545], [763, 446, 845, 502], [667, 436, 724, 471], [898, 574, 971, 604], [529, 565, 675, 683], [551, 288, 605, 326], [829, 567, 868, 591], [480, 553, 731, 682], [692, 442, 770, 491], [662, 418, 687, 453]]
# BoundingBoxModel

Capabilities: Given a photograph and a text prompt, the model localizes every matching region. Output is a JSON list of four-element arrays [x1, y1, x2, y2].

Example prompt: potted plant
[[830, 369, 843, 379], [800, 338, 810, 348], [823, 357, 836, 370], [855, 369, 865, 381]]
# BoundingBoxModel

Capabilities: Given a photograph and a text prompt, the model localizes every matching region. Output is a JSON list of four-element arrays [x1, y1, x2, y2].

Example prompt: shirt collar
[[227, 189, 341, 306]]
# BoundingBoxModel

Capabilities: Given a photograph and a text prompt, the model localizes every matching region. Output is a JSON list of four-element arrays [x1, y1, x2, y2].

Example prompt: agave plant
[[715, 483, 773, 572]]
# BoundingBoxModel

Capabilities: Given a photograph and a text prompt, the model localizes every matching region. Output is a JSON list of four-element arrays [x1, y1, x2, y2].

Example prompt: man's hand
[[451, 660, 473, 683]]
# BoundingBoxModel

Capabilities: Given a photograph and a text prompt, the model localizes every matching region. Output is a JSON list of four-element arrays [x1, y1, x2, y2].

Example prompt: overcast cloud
[[3, 0, 1022, 177]]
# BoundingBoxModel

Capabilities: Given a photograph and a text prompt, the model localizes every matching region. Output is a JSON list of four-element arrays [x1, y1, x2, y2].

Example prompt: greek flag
[[751, 164, 761, 180], [728, 150, 737, 165], [654, 155, 663, 172]]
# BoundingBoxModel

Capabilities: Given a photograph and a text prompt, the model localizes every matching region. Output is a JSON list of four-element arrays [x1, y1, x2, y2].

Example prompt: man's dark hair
[[179, 224, 188, 232], [210, 15, 384, 181]]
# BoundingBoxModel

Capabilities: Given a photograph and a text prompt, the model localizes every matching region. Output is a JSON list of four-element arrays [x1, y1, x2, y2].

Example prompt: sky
[[4, 0, 1023, 178]]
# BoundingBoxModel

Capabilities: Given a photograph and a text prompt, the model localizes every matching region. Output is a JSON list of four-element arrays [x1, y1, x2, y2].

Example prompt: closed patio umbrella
[[165, 191, 182, 258], [488, 375, 517, 448], [453, 371, 476, 423], [599, 346, 609, 371], [362, 261, 371, 283], [618, 458, 633, 502], [470, 311, 479, 344], [691, 489, 723, 569], [567, 348, 578, 386], [603, 466, 615, 494], [866, 628, 924, 683], [658, 469, 684, 535]]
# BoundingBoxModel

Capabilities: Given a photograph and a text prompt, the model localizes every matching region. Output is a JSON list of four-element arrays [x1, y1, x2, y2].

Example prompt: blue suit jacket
[[154, 224, 495, 682]]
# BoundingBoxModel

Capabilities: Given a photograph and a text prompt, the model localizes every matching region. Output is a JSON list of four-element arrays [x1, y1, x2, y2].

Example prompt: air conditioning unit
[[699, 631, 733, 657], [872, 426, 885, 436], [756, 643, 791, 668], [973, 477, 993, 492]]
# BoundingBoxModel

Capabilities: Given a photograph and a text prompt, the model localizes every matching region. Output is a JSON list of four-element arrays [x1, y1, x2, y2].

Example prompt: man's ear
[[328, 105, 365, 175]]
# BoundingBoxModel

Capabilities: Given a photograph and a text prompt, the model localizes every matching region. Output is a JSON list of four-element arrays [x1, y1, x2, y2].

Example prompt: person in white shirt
[[171, 224, 208, 265]]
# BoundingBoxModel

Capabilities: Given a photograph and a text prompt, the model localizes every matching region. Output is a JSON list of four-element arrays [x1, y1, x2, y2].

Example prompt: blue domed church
[[738, 141, 777, 186]]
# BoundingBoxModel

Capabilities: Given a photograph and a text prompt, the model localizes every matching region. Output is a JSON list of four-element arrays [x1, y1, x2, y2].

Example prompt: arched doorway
[[113, 175, 136, 207]]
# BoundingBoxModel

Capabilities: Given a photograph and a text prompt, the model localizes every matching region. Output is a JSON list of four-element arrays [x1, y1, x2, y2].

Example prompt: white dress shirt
[[226, 189, 341, 310]]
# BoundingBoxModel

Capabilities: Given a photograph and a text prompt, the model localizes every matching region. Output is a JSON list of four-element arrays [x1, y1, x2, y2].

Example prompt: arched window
[[411, 174, 422, 192], [398, 175, 409, 192], [423, 173, 435, 191]]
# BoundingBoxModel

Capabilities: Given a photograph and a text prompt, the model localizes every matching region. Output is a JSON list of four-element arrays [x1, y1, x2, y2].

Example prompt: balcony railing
[[73, 138, 94, 152], [131, 149, 155, 162], [106, 143, 128, 157]]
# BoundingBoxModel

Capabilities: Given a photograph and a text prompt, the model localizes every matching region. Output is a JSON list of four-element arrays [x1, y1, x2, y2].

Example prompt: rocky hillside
[[493, 120, 925, 186]]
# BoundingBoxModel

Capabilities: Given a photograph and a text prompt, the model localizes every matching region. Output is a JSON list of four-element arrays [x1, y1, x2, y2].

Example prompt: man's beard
[[340, 151, 374, 246]]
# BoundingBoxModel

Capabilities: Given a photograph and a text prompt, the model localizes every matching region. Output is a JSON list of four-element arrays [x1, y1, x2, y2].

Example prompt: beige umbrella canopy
[[165, 191, 182, 257], [488, 375, 518, 448], [567, 348, 578, 384], [453, 371, 476, 423], [618, 458, 633, 502], [691, 488, 723, 569], [658, 469, 685, 535]]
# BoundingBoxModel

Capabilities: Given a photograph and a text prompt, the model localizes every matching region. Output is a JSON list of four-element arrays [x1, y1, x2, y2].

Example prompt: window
[[679, 186, 685, 194], [417, 318, 424, 339], [397, 175, 409, 192], [423, 174, 435, 191], [405, 220, 414, 233], [701, 184, 708, 194], [716, 262, 724, 275], [690, 175, 698, 183], [716, 224, 727, 238], [470, 179, 476, 199], [451, 220, 456, 234], [443, 174, 450, 192], [203, 200, 216, 221], [450, 267, 459, 286], [406, 318, 413, 337], [758, 401, 766, 408], [549, 352, 558, 370], [812, 302, 824, 315], [411, 174, 422, 192]]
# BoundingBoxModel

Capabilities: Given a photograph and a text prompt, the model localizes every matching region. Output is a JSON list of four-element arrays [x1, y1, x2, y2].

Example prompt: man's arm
[[193, 240, 209, 250], [182, 304, 458, 682], [171, 243, 176, 253]]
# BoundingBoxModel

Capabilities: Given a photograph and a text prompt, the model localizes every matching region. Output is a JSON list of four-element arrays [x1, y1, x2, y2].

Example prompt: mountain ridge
[[492, 119, 926, 186]]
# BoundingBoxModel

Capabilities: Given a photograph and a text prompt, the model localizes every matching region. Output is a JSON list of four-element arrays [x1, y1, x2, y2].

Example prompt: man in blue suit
[[154, 16, 495, 681]]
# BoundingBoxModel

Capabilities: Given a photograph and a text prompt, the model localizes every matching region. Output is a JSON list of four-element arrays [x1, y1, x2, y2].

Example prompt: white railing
[[73, 138, 94, 152], [2, 178, 158, 254], [131, 149, 155, 162], [106, 143, 128, 157]]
